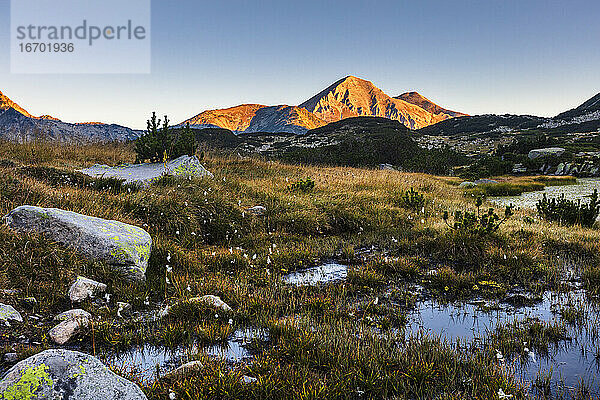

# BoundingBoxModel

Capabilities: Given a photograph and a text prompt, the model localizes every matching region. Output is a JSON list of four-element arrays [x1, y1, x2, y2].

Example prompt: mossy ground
[[0, 141, 599, 399]]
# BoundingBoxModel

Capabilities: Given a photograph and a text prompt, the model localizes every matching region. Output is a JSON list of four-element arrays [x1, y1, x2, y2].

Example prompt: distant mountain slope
[[243, 105, 327, 134], [181, 104, 267, 132], [298, 76, 454, 130], [179, 76, 466, 133], [395, 92, 466, 118], [417, 114, 547, 136], [0, 107, 140, 143], [0, 90, 34, 118], [556, 93, 600, 120]]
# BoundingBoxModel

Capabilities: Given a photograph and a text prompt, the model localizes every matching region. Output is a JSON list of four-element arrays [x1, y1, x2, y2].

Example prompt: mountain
[[181, 104, 267, 132], [298, 76, 457, 130], [556, 93, 600, 121], [395, 92, 465, 118], [0, 90, 34, 118], [417, 114, 548, 137], [243, 105, 326, 134], [0, 90, 140, 142], [180, 76, 466, 133]]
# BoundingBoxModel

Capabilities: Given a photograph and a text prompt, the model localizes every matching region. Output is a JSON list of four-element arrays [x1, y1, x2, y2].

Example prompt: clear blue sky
[[1, 0, 599, 129]]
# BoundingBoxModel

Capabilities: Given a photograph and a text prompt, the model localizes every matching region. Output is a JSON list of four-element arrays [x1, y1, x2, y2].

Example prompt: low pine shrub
[[536, 190, 600, 227]]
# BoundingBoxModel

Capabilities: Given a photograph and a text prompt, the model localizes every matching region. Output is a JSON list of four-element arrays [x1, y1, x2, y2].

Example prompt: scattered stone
[[4, 206, 152, 281], [163, 360, 204, 380], [117, 302, 132, 318], [190, 295, 232, 312], [21, 297, 37, 309], [503, 293, 542, 307], [0, 349, 147, 399], [512, 163, 527, 174], [0, 289, 19, 296], [246, 206, 266, 216], [79, 155, 213, 186], [0, 304, 23, 324], [458, 181, 476, 188], [474, 179, 499, 185], [555, 163, 566, 175], [378, 163, 396, 171], [69, 276, 107, 302], [241, 375, 257, 384], [528, 147, 566, 160], [54, 309, 92, 322], [49, 319, 85, 345], [3, 353, 17, 363]]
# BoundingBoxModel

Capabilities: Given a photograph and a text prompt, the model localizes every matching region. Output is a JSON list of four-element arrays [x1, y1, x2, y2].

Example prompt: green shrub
[[536, 190, 600, 227], [400, 187, 425, 210], [443, 197, 513, 236], [135, 113, 197, 163], [287, 177, 315, 193]]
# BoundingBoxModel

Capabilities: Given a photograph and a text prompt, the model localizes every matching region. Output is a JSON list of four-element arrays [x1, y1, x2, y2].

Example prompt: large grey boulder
[[79, 155, 213, 187], [0, 349, 147, 399], [528, 147, 565, 160], [4, 206, 152, 281]]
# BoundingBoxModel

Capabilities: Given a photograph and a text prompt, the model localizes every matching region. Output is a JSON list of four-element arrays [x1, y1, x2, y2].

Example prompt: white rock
[[69, 276, 107, 302], [79, 155, 213, 186], [164, 360, 204, 380], [190, 295, 232, 312], [246, 206, 267, 216], [49, 317, 89, 345], [528, 147, 565, 160]]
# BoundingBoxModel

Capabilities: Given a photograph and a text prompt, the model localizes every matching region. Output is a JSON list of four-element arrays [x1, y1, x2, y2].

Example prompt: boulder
[[0, 349, 147, 399], [79, 155, 213, 187], [246, 206, 266, 216], [163, 360, 203, 380], [5, 206, 152, 281], [190, 295, 232, 312], [0, 304, 23, 324], [378, 164, 396, 171], [528, 147, 566, 160], [49, 318, 89, 345], [458, 181, 476, 188], [474, 179, 499, 185], [555, 163, 566, 175], [69, 277, 107, 302]]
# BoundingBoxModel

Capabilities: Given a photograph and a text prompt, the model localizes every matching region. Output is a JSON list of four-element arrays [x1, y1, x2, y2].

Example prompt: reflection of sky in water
[[406, 291, 600, 396], [282, 263, 348, 286], [103, 328, 267, 385], [489, 178, 600, 210]]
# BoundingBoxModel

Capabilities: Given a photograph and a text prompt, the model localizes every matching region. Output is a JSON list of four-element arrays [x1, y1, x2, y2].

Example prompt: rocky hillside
[[395, 92, 465, 118], [0, 90, 140, 142], [181, 76, 465, 133], [180, 104, 267, 132], [0, 90, 34, 118]]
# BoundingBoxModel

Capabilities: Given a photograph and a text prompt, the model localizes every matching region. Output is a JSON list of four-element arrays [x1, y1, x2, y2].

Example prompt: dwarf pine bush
[[536, 190, 600, 227], [135, 112, 197, 163], [443, 197, 513, 236]]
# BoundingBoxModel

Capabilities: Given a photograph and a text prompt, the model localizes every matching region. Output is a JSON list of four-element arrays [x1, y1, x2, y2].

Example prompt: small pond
[[489, 178, 600, 210], [407, 290, 600, 396], [103, 327, 268, 385], [282, 263, 348, 286]]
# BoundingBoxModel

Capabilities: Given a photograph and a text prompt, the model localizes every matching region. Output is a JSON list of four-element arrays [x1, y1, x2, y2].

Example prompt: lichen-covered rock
[[190, 295, 232, 312], [69, 277, 107, 302], [79, 155, 213, 187], [0, 304, 22, 324], [4, 206, 152, 281], [0, 349, 147, 399], [54, 309, 92, 322]]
